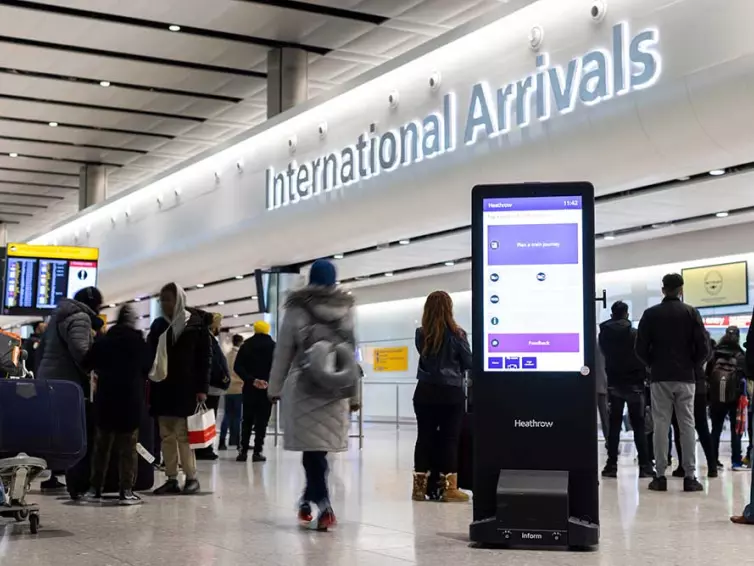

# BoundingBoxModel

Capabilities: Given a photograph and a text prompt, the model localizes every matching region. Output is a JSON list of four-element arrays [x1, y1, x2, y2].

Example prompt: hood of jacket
[[286, 286, 354, 323], [56, 297, 97, 324], [599, 317, 633, 338]]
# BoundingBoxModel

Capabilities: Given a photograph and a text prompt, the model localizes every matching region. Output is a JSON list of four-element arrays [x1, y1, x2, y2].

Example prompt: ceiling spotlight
[[99, 80, 111, 87], [8, 152, 18, 158], [333, 253, 344, 260], [134, 297, 142, 302], [384, 272, 394, 277], [217, 301, 225, 306], [604, 234, 616, 241], [709, 169, 726, 176], [245, 324, 251, 328], [445, 261, 455, 267], [233, 314, 239, 318], [196, 283, 205, 288], [235, 275, 243, 280], [398, 239, 410, 245], [716, 211, 730, 218], [168, 24, 181, 32], [677, 176, 690, 181], [108, 304, 116, 308], [251, 295, 258, 300], [48, 121, 58, 127]]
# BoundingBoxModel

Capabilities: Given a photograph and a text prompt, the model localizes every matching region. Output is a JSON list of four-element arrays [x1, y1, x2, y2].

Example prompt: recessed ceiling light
[[384, 272, 394, 277], [245, 324, 251, 328], [709, 169, 726, 176], [108, 304, 116, 308], [677, 176, 690, 181], [48, 121, 58, 127], [445, 261, 455, 267], [604, 234, 616, 241], [716, 211, 730, 218], [333, 254, 344, 260], [251, 295, 258, 300], [134, 297, 142, 302], [335, 280, 341, 285], [8, 152, 17, 158], [168, 24, 181, 32], [196, 283, 205, 288], [235, 275, 243, 280], [217, 301, 225, 306], [233, 314, 239, 318], [99, 80, 111, 87], [398, 239, 410, 245]]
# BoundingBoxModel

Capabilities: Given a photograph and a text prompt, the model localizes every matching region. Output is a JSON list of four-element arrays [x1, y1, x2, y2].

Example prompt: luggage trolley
[[0, 453, 46, 533]]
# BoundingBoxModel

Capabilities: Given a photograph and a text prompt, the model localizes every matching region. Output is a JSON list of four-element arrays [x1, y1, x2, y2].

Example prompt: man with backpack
[[636, 273, 709, 492], [708, 326, 747, 471]]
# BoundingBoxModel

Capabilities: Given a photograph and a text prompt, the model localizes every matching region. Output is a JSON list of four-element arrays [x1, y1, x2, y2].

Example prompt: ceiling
[[0, 0, 525, 241]]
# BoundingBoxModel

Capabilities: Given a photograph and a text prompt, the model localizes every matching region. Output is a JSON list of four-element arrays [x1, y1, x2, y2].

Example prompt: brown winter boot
[[412, 472, 429, 501], [439, 473, 470, 503]]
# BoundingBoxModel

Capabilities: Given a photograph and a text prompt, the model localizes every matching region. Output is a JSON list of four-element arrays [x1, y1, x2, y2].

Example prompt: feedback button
[[488, 333, 580, 353]]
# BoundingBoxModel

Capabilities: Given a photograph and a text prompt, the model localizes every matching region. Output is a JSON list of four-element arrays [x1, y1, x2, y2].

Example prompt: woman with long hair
[[412, 291, 471, 503]]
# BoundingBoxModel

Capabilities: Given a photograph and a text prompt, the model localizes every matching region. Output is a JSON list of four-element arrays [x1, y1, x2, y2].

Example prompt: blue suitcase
[[0, 379, 87, 471]]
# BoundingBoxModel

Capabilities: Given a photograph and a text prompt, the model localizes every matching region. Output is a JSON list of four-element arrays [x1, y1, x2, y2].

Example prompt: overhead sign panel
[[682, 261, 748, 308]]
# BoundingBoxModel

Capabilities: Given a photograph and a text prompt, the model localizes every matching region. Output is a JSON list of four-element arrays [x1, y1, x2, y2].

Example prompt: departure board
[[3, 244, 99, 316]]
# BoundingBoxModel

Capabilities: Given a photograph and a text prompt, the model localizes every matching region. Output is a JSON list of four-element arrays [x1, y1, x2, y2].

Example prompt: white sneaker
[[119, 491, 143, 506]]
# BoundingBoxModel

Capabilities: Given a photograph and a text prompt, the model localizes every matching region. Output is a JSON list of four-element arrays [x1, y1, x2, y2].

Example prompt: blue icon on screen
[[505, 357, 521, 369], [491, 295, 500, 304], [522, 357, 538, 369], [489, 357, 503, 369], [490, 273, 499, 282], [491, 317, 499, 325], [536, 272, 546, 282]]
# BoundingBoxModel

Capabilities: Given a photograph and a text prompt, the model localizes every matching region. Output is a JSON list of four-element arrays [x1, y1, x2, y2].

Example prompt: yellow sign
[[682, 261, 748, 308], [373, 347, 409, 372], [7, 243, 99, 261]]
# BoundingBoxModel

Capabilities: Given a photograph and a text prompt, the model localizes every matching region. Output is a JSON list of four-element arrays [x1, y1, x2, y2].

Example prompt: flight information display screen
[[3, 244, 99, 316], [482, 196, 584, 372]]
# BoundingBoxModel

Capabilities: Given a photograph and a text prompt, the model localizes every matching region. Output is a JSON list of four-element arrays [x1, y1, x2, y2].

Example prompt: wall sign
[[373, 346, 409, 372], [266, 22, 661, 211], [682, 261, 749, 308]]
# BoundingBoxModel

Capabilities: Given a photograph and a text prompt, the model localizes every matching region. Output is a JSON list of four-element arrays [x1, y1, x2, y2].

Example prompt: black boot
[[236, 450, 248, 463]]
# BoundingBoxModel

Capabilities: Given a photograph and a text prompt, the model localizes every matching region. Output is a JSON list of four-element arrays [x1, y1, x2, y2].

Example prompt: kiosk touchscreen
[[469, 183, 598, 549]]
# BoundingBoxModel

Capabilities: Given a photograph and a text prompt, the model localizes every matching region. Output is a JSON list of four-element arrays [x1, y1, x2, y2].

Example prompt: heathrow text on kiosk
[[266, 22, 661, 210], [514, 419, 554, 428]]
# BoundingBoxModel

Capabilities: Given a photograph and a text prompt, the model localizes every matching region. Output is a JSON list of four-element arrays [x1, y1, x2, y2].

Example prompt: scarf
[[166, 284, 190, 343]]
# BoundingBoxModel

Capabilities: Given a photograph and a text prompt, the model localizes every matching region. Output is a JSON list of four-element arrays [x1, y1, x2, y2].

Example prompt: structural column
[[0, 223, 8, 247], [79, 165, 107, 210], [267, 47, 308, 118]]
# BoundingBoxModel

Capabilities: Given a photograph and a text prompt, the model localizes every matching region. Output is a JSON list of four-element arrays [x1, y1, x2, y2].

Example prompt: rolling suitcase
[[0, 379, 87, 471]]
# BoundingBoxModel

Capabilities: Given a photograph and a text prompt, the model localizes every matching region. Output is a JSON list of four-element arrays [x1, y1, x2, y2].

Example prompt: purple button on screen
[[488, 333, 580, 353], [487, 224, 578, 266]]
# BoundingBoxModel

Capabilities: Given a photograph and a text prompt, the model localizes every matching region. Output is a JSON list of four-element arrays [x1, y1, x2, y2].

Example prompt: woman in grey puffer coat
[[268, 259, 360, 531]]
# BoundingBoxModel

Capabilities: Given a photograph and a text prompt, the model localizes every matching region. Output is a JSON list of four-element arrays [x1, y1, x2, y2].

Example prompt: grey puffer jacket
[[37, 298, 97, 395], [268, 286, 360, 453]]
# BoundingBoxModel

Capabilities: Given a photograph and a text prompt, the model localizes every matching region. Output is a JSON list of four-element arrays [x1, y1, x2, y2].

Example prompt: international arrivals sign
[[266, 23, 661, 211]]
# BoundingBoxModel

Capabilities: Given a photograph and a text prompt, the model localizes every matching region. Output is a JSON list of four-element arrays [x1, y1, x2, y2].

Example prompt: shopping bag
[[187, 404, 216, 449]]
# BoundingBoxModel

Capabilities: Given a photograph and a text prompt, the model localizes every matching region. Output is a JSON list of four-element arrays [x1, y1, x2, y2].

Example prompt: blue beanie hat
[[309, 259, 337, 287]]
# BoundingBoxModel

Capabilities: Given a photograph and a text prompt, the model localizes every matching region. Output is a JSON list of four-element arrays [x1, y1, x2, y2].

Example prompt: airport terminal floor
[[4, 426, 753, 566]]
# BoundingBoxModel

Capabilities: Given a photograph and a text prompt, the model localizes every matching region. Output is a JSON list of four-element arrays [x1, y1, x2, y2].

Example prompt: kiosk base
[[469, 470, 599, 549]]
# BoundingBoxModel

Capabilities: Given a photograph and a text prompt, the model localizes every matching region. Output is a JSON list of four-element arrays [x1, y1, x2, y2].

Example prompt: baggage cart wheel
[[14, 509, 28, 522], [29, 513, 39, 534]]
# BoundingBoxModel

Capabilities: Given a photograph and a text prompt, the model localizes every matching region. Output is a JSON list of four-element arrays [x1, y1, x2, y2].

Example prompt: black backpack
[[709, 357, 740, 404]]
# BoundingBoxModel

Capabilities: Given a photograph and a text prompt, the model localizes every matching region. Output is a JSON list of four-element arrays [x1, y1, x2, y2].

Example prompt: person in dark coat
[[599, 301, 652, 478], [23, 320, 46, 375], [81, 305, 149, 505], [147, 283, 212, 496], [234, 320, 276, 463], [36, 286, 104, 493], [196, 313, 230, 461]]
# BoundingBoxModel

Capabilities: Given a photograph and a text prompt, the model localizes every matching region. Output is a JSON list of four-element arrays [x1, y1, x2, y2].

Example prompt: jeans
[[302, 451, 329, 508], [711, 401, 743, 466], [651, 381, 696, 478], [90, 428, 139, 492], [606, 389, 650, 468], [220, 394, 243, 447], [413, 401, 464, 473], [159, 416, 196, 481], [241, 390, 273, 454]]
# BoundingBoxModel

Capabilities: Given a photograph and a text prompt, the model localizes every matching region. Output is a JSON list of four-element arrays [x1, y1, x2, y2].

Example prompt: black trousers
[[302, 451, 329, 507], [669, 397, 716, 469], [711, 401, 743, 466], [90, 428, 138, 492], [241, 390, 273, 454], [413, 401, 464, 473], [607, 390, 650, 468]]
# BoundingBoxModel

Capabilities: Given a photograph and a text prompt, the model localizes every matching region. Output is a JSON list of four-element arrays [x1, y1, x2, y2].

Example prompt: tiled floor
[[2, 426, 754, 565]]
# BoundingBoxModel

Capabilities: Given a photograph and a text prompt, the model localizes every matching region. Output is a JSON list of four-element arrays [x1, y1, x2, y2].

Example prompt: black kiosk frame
[[469, 182, 599, 549]]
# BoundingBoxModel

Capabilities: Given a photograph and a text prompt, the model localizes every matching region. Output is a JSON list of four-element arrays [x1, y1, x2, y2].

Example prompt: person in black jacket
[[196, 313, 230, 461], [81, 305, 149, 505], [731, 312, 754, 524], [23, 320, 46, 375], [636, 273, 709, 492], [147, 283, 212, 496], [599, 301, 652, 478], [412, 291, 471, 503], [235, 320, 276, 463]]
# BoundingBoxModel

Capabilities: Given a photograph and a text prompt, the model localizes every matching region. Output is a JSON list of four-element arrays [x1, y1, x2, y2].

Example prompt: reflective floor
[[3, 426, 754, 565]]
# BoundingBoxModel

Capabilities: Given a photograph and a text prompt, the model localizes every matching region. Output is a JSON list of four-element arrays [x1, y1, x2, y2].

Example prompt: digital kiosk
[[469, 183, 598, 549]]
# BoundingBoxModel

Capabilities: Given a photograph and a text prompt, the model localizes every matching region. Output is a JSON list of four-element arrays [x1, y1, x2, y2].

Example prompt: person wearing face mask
[[36, 286, 104, 494], [708, 326, 748, 471], [147, 283, 212, 495]]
